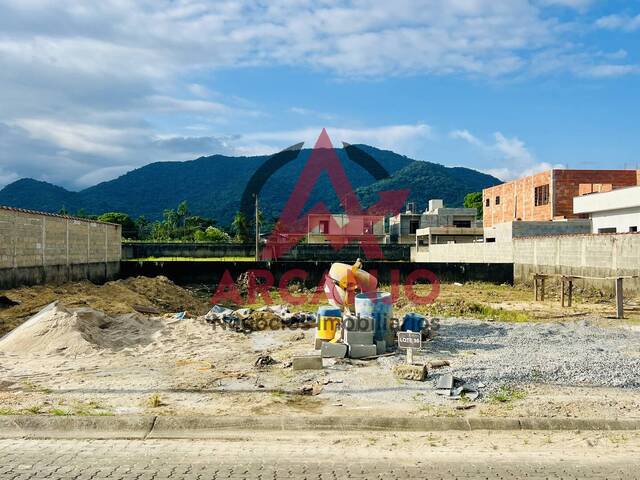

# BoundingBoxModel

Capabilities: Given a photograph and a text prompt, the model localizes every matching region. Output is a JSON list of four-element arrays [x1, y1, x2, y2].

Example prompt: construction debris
[[292, 355, 323, 370], [428, 359, 450, 369], [436, 374, 480, 400], [321, 342, 348, 358], [255, 354, 277, 368], [393, 363, 428, 381], [205, 304, 315, 332]]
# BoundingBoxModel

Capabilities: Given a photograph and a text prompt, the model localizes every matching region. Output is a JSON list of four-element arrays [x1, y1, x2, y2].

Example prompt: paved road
[[1, 432, 639, 479]]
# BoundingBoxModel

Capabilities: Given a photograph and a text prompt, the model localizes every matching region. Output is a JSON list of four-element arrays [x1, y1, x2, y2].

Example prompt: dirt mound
[[0, 276, 208, 337], [0, 302, 165, 356]]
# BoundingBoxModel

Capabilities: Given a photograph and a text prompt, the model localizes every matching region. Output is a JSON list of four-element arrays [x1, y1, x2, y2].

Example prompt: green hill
[[0, 146, 500, 224]]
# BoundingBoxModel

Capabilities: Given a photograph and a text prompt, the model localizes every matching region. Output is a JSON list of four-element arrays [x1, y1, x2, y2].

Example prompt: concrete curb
[[0, 415, 639, 439], [0, 415, 155, 439]]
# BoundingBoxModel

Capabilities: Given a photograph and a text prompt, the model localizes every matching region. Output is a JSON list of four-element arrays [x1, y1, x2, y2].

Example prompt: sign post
[[397, 331, 421, 365]]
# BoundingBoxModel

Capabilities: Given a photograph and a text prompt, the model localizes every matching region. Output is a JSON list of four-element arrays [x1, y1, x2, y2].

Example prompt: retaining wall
[[122, 243, 411, 262], [0, 207, 121, 289], [121, 260, 513, 288]]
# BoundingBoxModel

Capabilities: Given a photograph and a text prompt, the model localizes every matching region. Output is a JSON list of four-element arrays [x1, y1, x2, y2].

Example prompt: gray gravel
[[383, 318, 640, 395], [436, 318, 640, 391]]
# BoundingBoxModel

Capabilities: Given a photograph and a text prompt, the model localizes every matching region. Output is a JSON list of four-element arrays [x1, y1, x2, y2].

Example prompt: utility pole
[[254, 194, 260, 261]]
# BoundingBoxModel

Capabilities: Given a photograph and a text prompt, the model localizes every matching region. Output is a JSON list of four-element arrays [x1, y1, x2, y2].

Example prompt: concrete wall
[[122, 260, 513, 288], [484, 220, 592, 243], [413, 243, 513, 263], [0, 207, 121, 289], [413, 231, 640, 294], [123, 242, 411, 262], [123, 242, 256, 259], [513, 233, 640, 293]]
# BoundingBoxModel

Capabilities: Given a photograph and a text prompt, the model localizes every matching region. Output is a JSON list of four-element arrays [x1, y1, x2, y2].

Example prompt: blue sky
[[0, 0, 639, 190]]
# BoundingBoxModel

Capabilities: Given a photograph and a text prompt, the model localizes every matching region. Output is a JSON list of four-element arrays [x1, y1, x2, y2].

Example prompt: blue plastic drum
[[354, 292, 392, 342]]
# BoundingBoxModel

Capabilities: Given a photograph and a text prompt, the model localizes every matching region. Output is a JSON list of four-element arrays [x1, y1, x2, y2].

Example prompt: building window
[[409, 219, 420, 234], [630, 226, 638, 233], [534, 184, 550, 206], [598, 227, 616, 234], [453, 220, 471, 228], [495, 196, 501, 205], [319, 220, 329, 234], [485, 198, 490, 207]]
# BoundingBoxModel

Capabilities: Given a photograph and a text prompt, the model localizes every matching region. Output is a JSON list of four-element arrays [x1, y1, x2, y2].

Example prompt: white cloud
[[0, 0, 636, 189], [596, 14, 640, 32], [450, 128, 563, 180], [239, 124, 433, 156]]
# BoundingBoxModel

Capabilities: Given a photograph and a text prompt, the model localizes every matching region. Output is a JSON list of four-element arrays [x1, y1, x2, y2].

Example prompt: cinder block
[[376, 340, 386, 355], [321, 342, 348, 359], [314, 337, 327, 350], [292, 356, 323, 370], [342, 315, 374, 332], [344, 330, 374, 346], [349, 344, 377, 359], [393, 364, 428, 381]]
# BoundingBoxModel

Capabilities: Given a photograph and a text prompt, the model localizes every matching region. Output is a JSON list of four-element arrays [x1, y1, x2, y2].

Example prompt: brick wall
[[483, 171, 552, 227], [484, 169, 640, 228], [553, 170, 639, 220]]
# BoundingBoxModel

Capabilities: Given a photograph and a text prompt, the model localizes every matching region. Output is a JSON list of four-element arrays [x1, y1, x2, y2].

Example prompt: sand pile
[[0, 276, 209, 336], [0, 302, 165, 356]]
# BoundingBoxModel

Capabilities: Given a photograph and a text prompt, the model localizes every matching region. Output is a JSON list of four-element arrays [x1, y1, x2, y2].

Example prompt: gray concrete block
[[342, 315, 374, 332], [376, 340, 386, 355], [348, 344, 377, 359], [321, 342, 348, 359], [344, 330, 374, 346], [314, 337, 327, 350], [393, 364, 427, 381], [292, 355, 323, 370]]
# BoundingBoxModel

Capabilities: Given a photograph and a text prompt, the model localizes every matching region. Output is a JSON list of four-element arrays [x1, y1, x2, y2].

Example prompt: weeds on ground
[[147, 393, 164, 408], [24, 405, 42, 415], [0, 407, 20, 415], [49, 408, 70, 416], [489, 386, 527, 403]]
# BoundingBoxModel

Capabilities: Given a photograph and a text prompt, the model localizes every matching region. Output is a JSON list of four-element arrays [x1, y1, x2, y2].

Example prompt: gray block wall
[[0, 207, 122, 289]]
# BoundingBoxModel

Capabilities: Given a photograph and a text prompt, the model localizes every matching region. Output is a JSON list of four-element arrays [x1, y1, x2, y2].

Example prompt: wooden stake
[[616, 277, 624, 319]]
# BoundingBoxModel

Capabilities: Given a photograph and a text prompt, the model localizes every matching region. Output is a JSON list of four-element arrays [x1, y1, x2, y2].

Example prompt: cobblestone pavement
[[1, 431, 639, 479]]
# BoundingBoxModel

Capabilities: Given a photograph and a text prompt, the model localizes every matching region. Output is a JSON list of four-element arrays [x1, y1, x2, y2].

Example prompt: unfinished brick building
[[483, 169, 640, 228]]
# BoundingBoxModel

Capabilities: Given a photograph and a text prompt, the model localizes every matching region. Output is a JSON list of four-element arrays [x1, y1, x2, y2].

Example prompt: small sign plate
[[397, 331, 421, 350]]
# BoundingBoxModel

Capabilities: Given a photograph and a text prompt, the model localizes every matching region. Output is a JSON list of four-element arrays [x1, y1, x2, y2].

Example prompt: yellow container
[[317, 306, 342, 340]]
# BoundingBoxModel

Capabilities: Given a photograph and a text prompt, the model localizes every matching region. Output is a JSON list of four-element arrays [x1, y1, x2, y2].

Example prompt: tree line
[[59, 201, 255, 243]]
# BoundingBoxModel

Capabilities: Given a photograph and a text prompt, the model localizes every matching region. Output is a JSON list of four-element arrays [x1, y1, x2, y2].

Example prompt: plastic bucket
[[316, 306, 342, 340], [354, 292, 392, 342]]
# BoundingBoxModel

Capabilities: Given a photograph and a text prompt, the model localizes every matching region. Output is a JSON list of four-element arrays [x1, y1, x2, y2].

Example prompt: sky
[[0, 0, 639, 190]]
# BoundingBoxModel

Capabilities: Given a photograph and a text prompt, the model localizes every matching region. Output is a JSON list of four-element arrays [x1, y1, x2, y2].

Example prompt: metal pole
[[254, 194, 259, 261]]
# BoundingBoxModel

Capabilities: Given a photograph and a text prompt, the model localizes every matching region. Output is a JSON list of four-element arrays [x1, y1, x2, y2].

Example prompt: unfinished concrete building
[[390, 200, 482, 245], [483, 169, 640, 228]]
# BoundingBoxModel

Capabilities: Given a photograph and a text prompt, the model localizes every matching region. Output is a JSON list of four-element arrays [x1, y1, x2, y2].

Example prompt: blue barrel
[[402, 313, 425, 332], [354, 292, 392, 342]]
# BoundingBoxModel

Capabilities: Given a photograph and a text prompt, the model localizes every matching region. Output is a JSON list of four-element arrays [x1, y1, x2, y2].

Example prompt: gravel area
[[413, 318, 640, 393]]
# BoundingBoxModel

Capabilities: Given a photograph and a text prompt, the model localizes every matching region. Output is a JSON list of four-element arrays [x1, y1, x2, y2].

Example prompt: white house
[[573, 185, 640, 234]]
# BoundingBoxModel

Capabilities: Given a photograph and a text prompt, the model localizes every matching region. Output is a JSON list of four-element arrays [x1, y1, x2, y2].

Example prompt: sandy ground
[[1, 278, 638, 418], [1, 312, 638, 418]]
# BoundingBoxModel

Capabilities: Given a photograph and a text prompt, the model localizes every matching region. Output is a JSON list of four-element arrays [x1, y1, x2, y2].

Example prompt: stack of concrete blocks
[[344, 314, 378, 359]]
